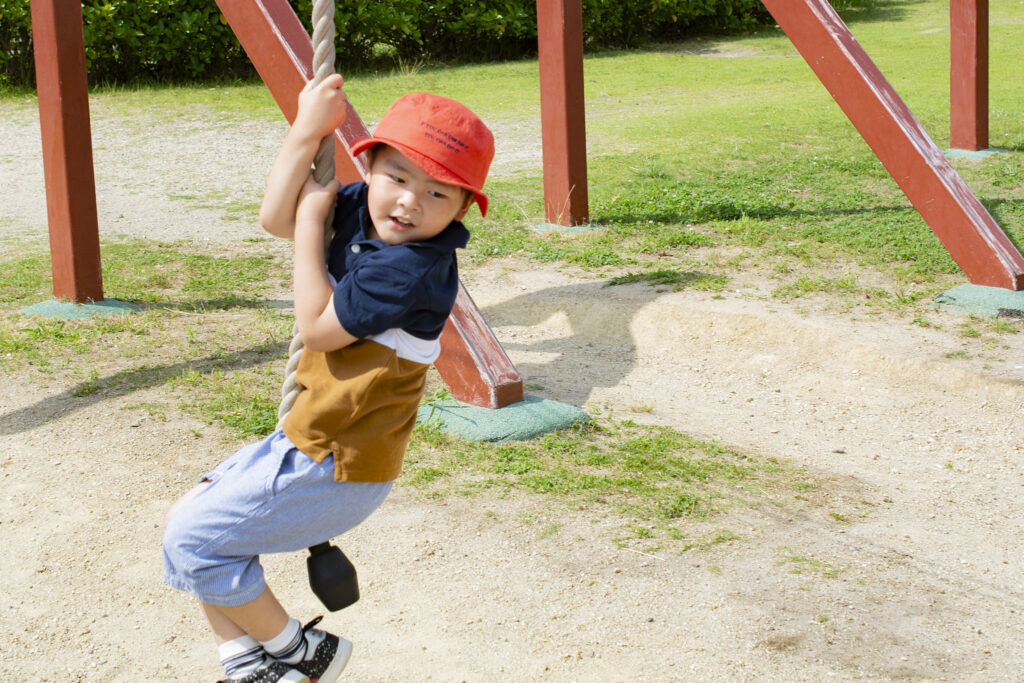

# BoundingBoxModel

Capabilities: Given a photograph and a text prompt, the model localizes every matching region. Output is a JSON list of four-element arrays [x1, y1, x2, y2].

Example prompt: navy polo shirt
[[326, 181, 469, 340]]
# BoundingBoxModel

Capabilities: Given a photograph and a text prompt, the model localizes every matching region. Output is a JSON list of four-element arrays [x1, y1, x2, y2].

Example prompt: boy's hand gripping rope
[[280, 0, 361, 612], [277, 0, 336, 430]]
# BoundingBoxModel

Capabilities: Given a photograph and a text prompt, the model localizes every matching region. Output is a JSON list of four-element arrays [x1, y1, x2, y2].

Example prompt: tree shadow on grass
[[597, 196, 1024, 255], [643, 0, 924, 60], [127, 296, 288, 313], [594, 198, 917, 226], [830, 0, 924, 25], [0, 341, 287, 435]]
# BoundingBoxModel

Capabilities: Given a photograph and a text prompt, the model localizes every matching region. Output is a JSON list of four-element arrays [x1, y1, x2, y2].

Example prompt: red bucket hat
[[349, 92, 495, 216]]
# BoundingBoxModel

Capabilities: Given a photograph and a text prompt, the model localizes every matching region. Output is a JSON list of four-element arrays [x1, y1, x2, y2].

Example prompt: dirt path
[[2, 99, 1024, 681]]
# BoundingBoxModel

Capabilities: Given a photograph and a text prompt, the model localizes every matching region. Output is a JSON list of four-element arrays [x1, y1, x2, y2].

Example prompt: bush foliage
[[1, 0, 867, 88]]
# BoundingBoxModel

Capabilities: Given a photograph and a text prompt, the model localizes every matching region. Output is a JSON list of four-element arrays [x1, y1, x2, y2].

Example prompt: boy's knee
[[162, 501, 209, 580], [162, 481, 212, 574], [162, 480, 210, 530], [162, 503, 178, 531]]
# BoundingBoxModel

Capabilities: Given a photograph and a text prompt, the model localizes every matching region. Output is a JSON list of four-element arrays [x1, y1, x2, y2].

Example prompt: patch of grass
[[132, 401, 169, 421], [172, 367, 281, 438], [777, 547, 842, 578], [677, 528, 742, 552], [0, 240, 279, 311], [772, 274, 858, 300], [992, 319, 1020, 334], [959, 323, 982, 338], [0, 251, 52, 304], [0, 240, 290, 377], [604, 268, 727, 292], [0, 315, 119, 371], [100, 240, 278, 309], [537, 523, 560, 539], [71, 370, 103, 397], [91, 78, 279, 122], [168, 191, 262, 222], [405, 417, 820, 540]]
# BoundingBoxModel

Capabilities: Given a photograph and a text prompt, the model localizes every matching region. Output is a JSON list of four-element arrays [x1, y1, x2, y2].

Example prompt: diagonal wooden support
[[761, 0, 1024, 291], [435, 287, 524, 408], [215, 0, 523, 407], [214, 0, 366, 182]]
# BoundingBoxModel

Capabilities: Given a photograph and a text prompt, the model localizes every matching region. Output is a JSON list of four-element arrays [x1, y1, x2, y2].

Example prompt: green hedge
[[0, 0, 251, 87], [0, 0, 34, 87], [80, 0, 250, 82], [0, 0, 867, 88]]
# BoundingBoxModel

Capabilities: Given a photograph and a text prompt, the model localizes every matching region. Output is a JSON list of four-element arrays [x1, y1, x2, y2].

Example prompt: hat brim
[[349, 136, 489, 217]]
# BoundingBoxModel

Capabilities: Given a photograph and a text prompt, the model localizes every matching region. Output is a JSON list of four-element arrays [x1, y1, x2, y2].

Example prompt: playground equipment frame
[[29, 0, 1024, 364]]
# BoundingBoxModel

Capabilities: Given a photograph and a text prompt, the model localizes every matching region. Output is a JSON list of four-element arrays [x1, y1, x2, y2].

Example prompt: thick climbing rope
[[276, 0, 337, 429]]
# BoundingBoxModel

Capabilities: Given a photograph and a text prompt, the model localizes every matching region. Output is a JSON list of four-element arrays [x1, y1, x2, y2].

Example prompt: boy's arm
[[259, 74, 348, 239], [293, 175, 359, 352]]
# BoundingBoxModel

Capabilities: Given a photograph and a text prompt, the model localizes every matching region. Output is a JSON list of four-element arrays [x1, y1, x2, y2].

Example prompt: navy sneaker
[[218, 656, 309, 683], [292, 616, 352, 683]]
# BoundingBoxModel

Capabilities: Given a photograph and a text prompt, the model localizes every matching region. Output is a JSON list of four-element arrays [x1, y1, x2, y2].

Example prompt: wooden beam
[[762, 0, 1024, 290], [30, 0, 103, 303], [950, 0, 989, 150], [536, 0, 589, 226], [214, 0, 367, 181], [435, 285, 525, 408]]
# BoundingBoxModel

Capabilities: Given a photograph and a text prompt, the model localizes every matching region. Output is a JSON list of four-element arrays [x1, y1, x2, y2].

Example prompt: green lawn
[[7, 0, 1019, 297]]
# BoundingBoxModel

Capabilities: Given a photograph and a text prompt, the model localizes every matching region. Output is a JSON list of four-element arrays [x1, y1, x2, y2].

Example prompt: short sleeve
[[332, 250, 428, 338], [326, 183, 369, 273]]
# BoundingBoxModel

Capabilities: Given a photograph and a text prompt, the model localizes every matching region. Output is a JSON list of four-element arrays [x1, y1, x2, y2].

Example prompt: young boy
[[162, 74, 494, 683]]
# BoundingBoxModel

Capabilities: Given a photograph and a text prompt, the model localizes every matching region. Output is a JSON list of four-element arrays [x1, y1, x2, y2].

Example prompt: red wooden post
[[536, 0, 589, 226], [950, 0, 989, 150], [216, 0, 524, 407], [761, 0, 1024, 290], [30, 0, 104, 303]]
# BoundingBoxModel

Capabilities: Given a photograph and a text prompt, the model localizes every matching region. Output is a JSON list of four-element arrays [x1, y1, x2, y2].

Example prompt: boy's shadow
[[477, 277, 688, 408]]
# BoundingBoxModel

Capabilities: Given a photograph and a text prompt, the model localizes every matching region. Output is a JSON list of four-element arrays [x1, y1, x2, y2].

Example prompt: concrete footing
[[417, 394, 590, 442], [21, 299, 141, 319], [935, 284, 1024, 319]]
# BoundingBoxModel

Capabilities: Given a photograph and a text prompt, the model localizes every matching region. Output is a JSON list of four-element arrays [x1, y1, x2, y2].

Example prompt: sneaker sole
[[312, 638, 352, 683], [281, 671, 310, 683]]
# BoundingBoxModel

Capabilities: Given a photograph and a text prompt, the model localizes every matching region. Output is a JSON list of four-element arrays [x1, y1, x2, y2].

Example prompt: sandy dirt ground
[[2, 95, 1024, 682]]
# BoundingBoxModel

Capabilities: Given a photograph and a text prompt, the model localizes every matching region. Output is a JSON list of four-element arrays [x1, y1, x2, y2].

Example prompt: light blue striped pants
[[163, 430, 392, 606]]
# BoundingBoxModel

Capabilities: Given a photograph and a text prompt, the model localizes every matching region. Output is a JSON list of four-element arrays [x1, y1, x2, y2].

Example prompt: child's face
[[365, 145, 473, 245]]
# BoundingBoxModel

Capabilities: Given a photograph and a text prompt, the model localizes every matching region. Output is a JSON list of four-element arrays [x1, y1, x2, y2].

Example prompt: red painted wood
[[214, 0, 367, 181], [31, 0, 103, 303], [217, 0, 523, 406], [762, 0, 1024, 290], [950, 0, 989, 150], [435, 284, 525, 408], [536, 0, 589, 226]]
